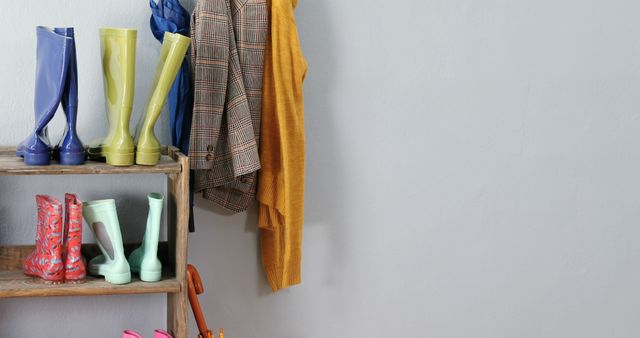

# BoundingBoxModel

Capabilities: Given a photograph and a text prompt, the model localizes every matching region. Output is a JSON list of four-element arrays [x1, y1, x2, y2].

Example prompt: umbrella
[[188, 264, 225, 338]]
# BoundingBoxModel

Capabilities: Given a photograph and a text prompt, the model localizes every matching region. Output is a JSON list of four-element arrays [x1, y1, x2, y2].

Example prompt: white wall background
[[2, 0, 640, 337]]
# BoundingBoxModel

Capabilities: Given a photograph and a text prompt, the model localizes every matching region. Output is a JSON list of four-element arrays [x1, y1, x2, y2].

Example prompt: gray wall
[[2, 0, 640, 337]]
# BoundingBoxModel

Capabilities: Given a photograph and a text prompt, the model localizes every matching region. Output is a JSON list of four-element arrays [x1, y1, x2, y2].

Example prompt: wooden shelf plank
[[0, 147, 182, 176], [0, 154, 181, 176], [0, 239, 179, 299], [0, 270, 180, 298]]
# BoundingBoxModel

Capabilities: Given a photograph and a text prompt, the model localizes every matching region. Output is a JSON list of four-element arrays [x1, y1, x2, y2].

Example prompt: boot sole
[[59, 151, 86, 165], [20, 151, 51, 165], [139, 269, 162, 282], [89, 263, 131, 284], [24, 270, 64, 283], [131, 266, 162, 282], [86, 144, 135, 166], [135, 150, 160, 166], [104, 270, 131, 285], [105, 151, 134, 166]]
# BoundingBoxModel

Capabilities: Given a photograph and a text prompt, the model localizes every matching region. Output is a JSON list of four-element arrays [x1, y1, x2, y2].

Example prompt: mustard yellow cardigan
[[257, 0, 307, 292]]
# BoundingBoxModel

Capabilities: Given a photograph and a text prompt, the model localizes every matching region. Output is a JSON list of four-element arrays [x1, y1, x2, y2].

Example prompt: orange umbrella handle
[[187, 264, 213, 337]]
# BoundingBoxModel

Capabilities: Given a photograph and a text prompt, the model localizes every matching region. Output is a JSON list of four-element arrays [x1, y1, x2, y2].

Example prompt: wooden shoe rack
[[0, 146, 189, 338]]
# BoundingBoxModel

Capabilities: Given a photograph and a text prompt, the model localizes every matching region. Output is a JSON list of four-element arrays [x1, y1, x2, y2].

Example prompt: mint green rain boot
[[128, 193, 163, 282], [82, 199, 131, 284]]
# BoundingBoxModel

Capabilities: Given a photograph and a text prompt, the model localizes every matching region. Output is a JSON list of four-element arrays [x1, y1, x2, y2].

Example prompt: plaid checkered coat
[[189, 0, 268, 212]]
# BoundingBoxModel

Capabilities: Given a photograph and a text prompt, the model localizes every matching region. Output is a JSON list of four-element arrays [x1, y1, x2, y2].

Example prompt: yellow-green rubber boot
[[87, 28, 137, 166], [135, 32, 190, 165]]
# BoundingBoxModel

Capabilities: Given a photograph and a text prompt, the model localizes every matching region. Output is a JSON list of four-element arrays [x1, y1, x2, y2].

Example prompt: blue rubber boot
[[16, 27, 73, 165], [54, 27, 85, 165]]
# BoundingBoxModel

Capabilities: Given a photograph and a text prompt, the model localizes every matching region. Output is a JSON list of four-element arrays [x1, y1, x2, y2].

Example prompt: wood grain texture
[[0, 246, 33, 271], [167, 146, 190, 338], [0, 243, 179, 298], [0, 147, 180, 176], [0, 270, 180, 298]]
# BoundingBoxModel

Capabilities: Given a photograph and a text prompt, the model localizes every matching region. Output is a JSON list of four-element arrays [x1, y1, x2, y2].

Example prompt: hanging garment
[[190, 0, 268, 212], [258, 0, 307, 291]]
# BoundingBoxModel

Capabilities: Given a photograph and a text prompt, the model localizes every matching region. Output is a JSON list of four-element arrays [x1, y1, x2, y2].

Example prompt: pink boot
[[123, 330, 143, 338], [154, 329, 173, 338], [23, 195, 64, 283], [63, 193, 86, 281]]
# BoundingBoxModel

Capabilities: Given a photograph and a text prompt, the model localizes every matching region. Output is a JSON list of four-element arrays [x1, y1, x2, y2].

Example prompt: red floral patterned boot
[[23, 195, 64, 283], [63, 193, 86, 282]]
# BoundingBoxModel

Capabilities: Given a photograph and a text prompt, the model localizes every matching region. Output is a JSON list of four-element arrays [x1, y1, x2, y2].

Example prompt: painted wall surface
[[2, 1, 640, 337]]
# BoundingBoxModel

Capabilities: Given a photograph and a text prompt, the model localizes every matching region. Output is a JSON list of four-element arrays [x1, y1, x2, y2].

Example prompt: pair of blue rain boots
[[16, 27, 85, 165]]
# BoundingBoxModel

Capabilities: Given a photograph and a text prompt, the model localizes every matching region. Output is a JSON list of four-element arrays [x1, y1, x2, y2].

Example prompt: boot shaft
[[34, 27, 73, 130], [53, 27, 86, 164], [64, 193, 86, 280], [55, 27, 78, 111], [37, 195, 63, 255], [128, 193, 164, 282], [82, 199, 124, 261], [56, 27, 79, 134], [100, 28, 137, 135], [142, 193, 164, 254], [23, 195, 64, 282], [140, 32, 191, 131], [83, 198, 131, 284]]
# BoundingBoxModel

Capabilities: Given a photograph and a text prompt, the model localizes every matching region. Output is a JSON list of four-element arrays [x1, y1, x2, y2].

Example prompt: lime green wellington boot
[[82, 199, 131, 284], [135, 32, 190, 165], [87, 28, 137, 166], [128, 193, 164, 282]]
